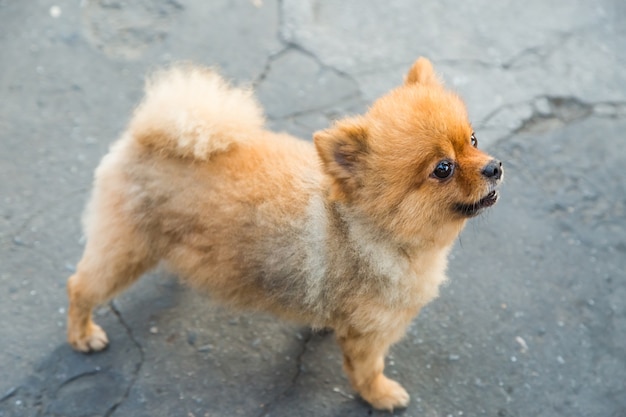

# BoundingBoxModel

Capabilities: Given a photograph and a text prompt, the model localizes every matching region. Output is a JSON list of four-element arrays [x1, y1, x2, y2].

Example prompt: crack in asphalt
[[263, 2, 623, 151], [512, 96, 594, 134], [253, 46, 291, 88], [256, 328, 313, 417], [263, 0, 363, 95], [252, 0, 289, 88], [56, 369, 102, 390], [478, 96, 626, 142], [421, 30, 581, 71], [268, 91, 363, 122], [105, 301, 145, 417], [7, 186, 88, 244], [0, 386, 19, 404], [501, 31, 576, 70]]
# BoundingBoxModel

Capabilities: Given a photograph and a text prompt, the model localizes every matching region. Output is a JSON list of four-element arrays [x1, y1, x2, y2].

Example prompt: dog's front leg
[[336, 328, 410, 411]]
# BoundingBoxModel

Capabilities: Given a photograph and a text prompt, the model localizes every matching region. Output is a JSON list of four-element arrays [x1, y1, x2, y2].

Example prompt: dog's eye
[[433, 160, 454, 179], [471, 133, 478, 148]]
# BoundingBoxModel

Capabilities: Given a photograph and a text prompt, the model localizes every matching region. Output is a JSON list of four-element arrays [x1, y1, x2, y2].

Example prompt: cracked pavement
[[1, 0, 625, 416]]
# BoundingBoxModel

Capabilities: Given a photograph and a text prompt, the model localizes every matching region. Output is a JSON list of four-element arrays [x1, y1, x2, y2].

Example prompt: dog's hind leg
[[66, 211, 157, 352]]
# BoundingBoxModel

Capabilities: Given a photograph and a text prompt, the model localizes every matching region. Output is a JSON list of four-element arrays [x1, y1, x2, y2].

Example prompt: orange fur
[[66, 58, 502, 410]]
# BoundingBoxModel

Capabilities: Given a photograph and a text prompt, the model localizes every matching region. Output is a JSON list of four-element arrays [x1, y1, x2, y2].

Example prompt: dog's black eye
[[471, 133, 478, 148], [433, 160, 454, 179]]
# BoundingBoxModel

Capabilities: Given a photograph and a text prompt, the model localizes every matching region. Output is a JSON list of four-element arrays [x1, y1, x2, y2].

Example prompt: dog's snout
[[482, 159, 502, 180]]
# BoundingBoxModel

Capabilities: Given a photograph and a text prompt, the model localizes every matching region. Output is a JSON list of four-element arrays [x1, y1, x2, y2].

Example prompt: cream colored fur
[[129, 65, 264, 160]]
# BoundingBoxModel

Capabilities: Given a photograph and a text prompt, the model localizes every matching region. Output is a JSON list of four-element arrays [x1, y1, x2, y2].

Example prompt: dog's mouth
[[454, 190, 499, 217]]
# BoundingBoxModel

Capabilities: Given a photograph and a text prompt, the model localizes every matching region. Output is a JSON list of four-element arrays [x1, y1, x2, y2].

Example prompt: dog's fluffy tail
[[128, 65, 264, 161]]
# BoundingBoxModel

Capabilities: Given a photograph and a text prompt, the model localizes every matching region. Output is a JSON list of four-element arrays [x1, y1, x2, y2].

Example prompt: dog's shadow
[[1, 270, 411, 416]]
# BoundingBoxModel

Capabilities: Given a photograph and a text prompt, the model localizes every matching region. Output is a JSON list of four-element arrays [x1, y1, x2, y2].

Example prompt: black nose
[[482, 159, 503, 180]]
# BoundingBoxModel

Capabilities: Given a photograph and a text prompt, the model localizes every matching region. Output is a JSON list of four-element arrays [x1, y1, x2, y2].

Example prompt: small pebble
[[49, 5, 62, 18], [149, 326, 159, 334], [332, 387, 354, 399], [515, 336, 529, 353], [557, 355, 565, 364]]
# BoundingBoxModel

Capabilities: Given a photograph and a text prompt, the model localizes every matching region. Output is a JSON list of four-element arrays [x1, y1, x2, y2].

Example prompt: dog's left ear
[[314, 117, 368, 201], [405, 57, 442, 87]]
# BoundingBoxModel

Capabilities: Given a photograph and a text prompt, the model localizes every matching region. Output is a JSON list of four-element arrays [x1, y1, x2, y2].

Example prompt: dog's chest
[[364, 241, 450, 310]]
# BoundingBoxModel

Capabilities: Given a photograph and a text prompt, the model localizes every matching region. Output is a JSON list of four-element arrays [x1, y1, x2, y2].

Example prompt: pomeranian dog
[[66, 58, 502, 410]]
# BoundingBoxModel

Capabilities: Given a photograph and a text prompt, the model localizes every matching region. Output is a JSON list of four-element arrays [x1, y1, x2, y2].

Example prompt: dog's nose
[[482, 159, 502, 180]]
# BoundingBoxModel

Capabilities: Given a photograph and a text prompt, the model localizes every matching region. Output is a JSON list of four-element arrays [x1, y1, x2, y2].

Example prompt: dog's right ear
[[405, 57, 442, 87], [314, 117, 368, 201]]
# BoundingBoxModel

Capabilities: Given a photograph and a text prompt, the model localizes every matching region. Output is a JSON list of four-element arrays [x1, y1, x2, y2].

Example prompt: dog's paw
[[362, 374, 410, 411], [68, 322, 109, 352]]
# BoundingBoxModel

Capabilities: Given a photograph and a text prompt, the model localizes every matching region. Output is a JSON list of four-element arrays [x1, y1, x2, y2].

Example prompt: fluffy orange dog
[[67, 58, 502, 410]]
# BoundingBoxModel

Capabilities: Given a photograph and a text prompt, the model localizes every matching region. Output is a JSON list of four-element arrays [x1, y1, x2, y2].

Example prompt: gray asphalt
[[1, 1, 625, 416]]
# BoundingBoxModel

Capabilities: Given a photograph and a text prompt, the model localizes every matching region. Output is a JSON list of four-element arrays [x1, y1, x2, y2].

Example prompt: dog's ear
[[314, 117, 368, 201], [405, 57, 442, 86]]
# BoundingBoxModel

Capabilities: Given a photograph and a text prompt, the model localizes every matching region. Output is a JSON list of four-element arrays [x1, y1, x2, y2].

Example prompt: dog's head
[[314, 58, 502, 246]]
